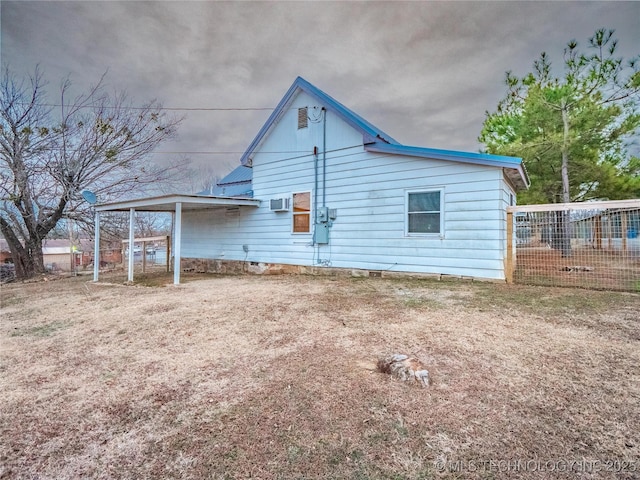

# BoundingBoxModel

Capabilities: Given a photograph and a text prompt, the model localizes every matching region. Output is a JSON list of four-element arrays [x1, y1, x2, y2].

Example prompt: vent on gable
[[297, 107, 308, 129]]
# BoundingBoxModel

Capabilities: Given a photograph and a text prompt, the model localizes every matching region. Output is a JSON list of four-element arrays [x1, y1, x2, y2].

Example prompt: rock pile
[[377, 354, 430, 387]]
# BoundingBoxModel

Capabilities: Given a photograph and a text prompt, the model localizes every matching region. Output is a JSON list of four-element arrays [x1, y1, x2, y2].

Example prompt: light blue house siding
[[181, 78, 526, 280]]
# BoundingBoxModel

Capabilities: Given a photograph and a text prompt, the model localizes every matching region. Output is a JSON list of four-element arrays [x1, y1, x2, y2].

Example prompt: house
[[0, 237, 123, 273], [94, 77, 529, 284], [0, 238, 90, 272], [41, 239, 82, 271]]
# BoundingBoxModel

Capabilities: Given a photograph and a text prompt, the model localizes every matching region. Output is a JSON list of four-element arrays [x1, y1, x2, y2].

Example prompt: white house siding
[[181, 91, 512, 280]]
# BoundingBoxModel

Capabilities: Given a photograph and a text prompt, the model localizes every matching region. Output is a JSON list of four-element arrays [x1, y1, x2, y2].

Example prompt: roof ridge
[[240, 77, 399, 166]]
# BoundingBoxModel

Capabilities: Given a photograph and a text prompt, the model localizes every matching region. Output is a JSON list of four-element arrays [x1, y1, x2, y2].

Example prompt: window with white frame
[[292, 192, 311, 233], [406, 190, 443, 235]]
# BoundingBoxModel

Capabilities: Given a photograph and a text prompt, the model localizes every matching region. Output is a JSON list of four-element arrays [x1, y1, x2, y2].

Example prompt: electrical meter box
[[315, 223, 330, 244], [317, 207, 329, 223]]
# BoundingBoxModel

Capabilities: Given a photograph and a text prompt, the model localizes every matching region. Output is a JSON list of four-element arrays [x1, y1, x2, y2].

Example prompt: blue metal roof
[[238, 77, 529, 190], [365, 143, 529, 189], [197, 165, 253, 197], [217, 165, 252, 185]]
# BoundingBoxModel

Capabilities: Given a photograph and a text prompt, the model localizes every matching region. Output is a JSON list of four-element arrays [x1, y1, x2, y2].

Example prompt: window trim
[[405, 189, 444, 237], [291, 191, 312, 234]]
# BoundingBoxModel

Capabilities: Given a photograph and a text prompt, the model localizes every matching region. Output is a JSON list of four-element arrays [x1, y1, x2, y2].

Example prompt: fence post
[[621, 210, 628, 252], [595, 214, 602, 249], [142, 241, 147, 273], [506, 211, 514, 283], [166, 236, 170, 273]]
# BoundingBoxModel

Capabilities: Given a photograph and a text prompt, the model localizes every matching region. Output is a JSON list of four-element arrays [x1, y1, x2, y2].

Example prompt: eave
[[365, 143, 530, 191], [95, 194, 261, 213]]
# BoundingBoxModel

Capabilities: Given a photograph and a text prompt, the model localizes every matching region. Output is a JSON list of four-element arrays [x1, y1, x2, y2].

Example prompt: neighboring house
[[0, 238, 122, 272], [42, 239, 94, 271], [96, 77, 529, 283], [0, 238, 87, 272], [516, 208, 640, 248]]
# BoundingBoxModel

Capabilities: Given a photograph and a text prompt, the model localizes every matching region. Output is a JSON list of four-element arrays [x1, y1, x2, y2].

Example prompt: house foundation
[[179, 258, 489, 282]]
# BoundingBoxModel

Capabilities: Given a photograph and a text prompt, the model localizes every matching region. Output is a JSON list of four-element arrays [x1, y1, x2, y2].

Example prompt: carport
[[93, 194, 260, 284]]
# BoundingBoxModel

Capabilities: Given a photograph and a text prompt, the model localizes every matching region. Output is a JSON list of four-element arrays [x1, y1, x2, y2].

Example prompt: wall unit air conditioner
[[270, 197, 290, 212]]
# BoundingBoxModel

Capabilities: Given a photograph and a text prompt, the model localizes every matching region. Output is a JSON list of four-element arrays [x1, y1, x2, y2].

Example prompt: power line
[[30, 103, 275, 112], [233, 144, 370, 165], [147, 144, 368, 161], [19, 102, 330, 113], [151, 150, 309, 155], [30, 144, 366, 158]]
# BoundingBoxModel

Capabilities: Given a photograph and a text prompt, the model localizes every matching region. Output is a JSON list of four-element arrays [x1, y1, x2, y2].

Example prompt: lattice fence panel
[[508, 200, 640, 292]]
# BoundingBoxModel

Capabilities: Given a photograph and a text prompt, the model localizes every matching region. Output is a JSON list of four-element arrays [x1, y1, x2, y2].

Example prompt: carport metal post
[[173, 202, 182, 285], [128, 208, 135, 282], [93, 211, 100, 281]]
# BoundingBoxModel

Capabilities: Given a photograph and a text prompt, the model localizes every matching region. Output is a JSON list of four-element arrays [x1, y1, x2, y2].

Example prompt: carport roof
[[95, 194, 260, 212]]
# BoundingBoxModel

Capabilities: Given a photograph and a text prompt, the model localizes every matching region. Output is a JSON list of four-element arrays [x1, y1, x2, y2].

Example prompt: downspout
[[313, 147, 319, 265], [322, 107, 327, 207], [313, 146, 319, 245]]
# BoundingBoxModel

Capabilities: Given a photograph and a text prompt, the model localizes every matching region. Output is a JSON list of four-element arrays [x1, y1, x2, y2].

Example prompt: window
[[407, 190, 442, 235], [297, 107, 308, 129], [292, 192, 311, 233]]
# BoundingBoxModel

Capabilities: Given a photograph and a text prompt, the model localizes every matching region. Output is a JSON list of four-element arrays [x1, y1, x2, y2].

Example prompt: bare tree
[[0, 66, 185, 279], [178, 159, 242, 195], [134, 212, 172, 237]]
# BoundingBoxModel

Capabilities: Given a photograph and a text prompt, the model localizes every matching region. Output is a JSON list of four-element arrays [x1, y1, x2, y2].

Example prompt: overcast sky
[[2, 1, 639, 182]]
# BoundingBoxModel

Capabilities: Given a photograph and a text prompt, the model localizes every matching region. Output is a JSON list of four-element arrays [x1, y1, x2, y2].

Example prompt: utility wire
[[17, 102, 334, 113], [151, 150, 309, 155], [17, 102, 317, 112], [18, 102, 275, 112], [33, 144, 366, 159]]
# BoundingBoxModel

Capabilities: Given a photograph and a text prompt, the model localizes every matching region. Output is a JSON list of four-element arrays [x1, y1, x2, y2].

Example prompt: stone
[[377, 353, 430, 387], [560, 265, 594, 272]]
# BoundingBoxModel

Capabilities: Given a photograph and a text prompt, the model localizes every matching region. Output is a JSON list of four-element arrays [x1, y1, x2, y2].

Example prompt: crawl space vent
[[298, 107, 308, 129]]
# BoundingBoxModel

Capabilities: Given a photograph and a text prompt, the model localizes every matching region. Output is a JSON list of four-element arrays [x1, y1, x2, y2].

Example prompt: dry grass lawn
[[1, 273, 639, 479]]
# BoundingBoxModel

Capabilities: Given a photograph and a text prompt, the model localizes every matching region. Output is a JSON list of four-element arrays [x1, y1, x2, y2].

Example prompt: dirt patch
[[516, 245, 640, 291], [1, 274, 639, 479]]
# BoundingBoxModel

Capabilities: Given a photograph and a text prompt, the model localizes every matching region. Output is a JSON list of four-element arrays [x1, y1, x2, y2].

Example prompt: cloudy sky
[[2, 1, 639, 183]]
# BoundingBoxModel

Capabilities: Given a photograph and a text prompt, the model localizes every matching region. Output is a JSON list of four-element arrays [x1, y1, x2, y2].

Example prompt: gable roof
[[240, 77, 399, 167], [239, 76, 529, 190]]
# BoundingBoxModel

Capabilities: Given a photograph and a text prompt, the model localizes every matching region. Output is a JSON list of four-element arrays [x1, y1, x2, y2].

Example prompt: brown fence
[[122, 236, 170, 273], [506, 199, 640, 292]]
